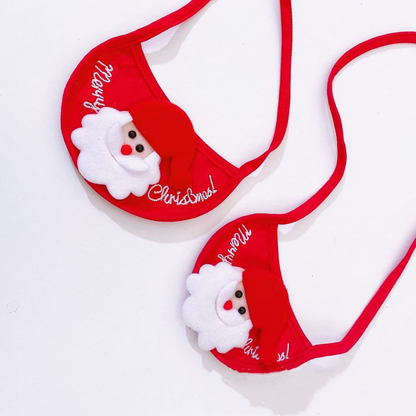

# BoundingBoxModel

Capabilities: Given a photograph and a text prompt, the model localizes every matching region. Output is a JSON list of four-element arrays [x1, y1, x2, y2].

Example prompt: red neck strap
[[137, 0, 294, 176], [309, 237, 416, 363], [137, 0, 212, 41], [239, 0, 293, 176], [270, 32, 416, 225], [281, 32, 416, 365]]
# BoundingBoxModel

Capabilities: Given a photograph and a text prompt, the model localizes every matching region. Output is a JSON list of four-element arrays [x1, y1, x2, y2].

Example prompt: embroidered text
[[147, 175, 217, 205], [243, 338, 260, 361], [83, 61, 114, 113], [218, 224, 252, 264], [243, 339, 290, 363]]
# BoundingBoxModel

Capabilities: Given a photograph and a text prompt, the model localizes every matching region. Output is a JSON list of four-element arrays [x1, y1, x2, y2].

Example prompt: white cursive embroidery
[[243, 339, 290, 363], [147, 175, 217, 205], [83, 61, 114, 113], [218, 224, 252, 264], [277, 343, 290, 363], [243, 338, 260, 361]]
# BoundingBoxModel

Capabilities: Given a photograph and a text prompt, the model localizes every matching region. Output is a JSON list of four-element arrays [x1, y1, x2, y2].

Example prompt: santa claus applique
[[182, 263, 290, 366], [71, 100, 197, 200]]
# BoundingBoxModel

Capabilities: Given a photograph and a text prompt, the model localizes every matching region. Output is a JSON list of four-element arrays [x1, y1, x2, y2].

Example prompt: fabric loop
[[282, 32, 416, 362], [274, 32, 416, 225]]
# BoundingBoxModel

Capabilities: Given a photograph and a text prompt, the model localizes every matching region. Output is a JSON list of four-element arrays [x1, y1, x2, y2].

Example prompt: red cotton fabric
[[129, 100, 197, 190], [61, 0, 293, 222], [243, 269, 291, 367], [190, 31, 416, 373]]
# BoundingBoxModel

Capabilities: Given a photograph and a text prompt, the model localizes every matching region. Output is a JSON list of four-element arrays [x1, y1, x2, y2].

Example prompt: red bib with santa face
[[182, 32, 416, 373], [61, 0, 293, 221]]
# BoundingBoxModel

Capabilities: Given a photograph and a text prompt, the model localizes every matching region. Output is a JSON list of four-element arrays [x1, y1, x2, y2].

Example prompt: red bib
[[182, 32, 416, 373], [61, 0, 293, 221]]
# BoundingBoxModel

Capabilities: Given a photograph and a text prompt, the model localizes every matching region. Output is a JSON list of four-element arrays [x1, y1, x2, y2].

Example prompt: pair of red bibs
[[61, 0, 415, 373]]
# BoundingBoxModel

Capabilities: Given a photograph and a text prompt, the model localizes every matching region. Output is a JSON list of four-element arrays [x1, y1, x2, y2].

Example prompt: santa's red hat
[[243, 269, 291, 366], [129, 100, 197, 190]]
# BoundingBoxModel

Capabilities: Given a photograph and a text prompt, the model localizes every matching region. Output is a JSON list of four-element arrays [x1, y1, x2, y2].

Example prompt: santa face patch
[[183, 263, 291, 367], [70, 101, 196, 200], [60, 0, 294, 221], [183, 263, 254, 355], [71, 107, 160, 200]]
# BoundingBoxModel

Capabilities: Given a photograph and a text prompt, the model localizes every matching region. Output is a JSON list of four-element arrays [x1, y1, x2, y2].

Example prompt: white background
[[1, 0, 416, 415]]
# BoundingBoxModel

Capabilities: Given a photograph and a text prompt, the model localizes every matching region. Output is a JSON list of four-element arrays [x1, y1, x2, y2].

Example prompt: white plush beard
[[182, 262, 253, 354], [71, 107, 161, 200]]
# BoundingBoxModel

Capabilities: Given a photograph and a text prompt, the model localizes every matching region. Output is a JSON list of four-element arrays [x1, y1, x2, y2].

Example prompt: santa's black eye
[[136, 144, 144, 153], [238, 307, 246, 315], [235, 291, 243, 298], [128, 130, 137, 139]]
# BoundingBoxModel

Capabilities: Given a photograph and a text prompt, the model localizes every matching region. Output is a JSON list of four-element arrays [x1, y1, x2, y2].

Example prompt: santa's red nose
[[121, 144, 132, 155], [223, 300, 233, 311]]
